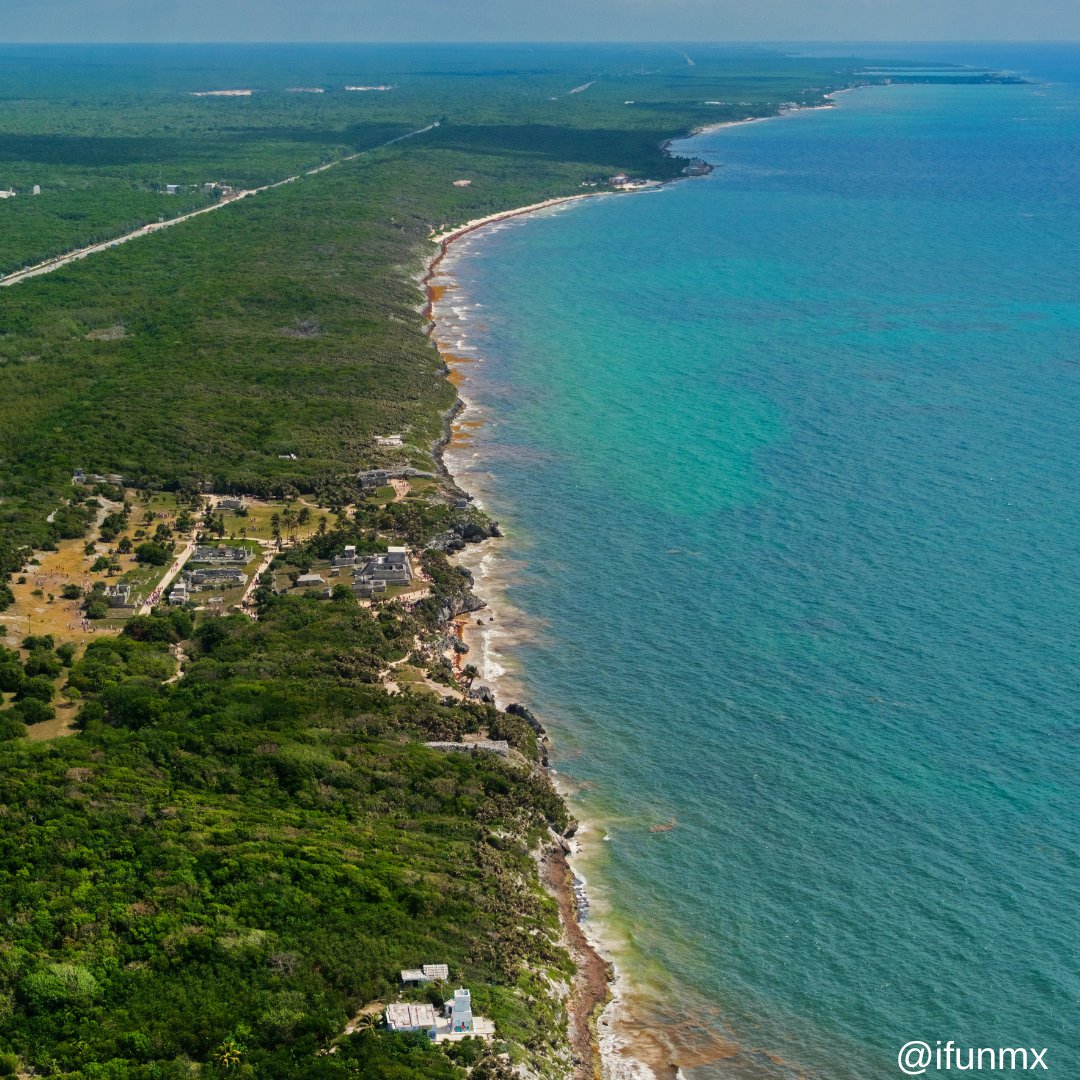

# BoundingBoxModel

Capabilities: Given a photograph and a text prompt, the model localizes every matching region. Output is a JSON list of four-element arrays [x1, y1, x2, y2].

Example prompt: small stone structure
[[424, 740, 511, 760]]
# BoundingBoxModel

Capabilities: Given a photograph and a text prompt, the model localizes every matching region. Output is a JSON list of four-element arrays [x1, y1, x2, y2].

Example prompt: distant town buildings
[[357, 469, 390, 489], [331, 545, 358, 568], [187, 567, 246, 587], [104, 583, 133, 608], [357, 466, 434, 489], [348, 547, 412, 599], [191, 545, 247, 565], [72, 470, 124, 486]]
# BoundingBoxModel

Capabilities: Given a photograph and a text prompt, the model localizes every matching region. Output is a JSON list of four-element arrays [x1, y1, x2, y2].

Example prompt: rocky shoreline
[[422, 222, 615, 1079]]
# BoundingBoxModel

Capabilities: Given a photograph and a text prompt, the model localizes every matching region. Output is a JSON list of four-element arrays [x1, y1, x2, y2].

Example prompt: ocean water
[[435, 48, 1080, 1080]]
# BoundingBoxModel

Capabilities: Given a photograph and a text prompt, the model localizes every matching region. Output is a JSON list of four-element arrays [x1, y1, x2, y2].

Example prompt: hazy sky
[[3, 0, 1079, 43]]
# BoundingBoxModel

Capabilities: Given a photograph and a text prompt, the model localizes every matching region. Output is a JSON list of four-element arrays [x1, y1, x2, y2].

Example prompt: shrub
[[20, 964, 101, 1011], [0, 712, 28, 741], [9, 698, 54, 726]]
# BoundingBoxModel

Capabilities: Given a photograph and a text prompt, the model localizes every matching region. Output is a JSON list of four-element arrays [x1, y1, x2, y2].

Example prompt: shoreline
[[424, 200, 676, 1080], [419, 89, 858, 1080], [424, 201, 619, 1080]]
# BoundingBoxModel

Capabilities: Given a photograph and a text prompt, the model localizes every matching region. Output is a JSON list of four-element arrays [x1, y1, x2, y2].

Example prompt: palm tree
[[213, 1037, 243, 1069], [281, 507, 296, 541]]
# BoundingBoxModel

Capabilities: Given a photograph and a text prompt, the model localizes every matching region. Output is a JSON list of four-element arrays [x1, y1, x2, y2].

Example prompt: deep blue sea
[[436, 46, 1080, 1080]]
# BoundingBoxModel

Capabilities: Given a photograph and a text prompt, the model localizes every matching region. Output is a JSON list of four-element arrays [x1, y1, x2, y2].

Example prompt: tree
[[213, 1037, 244, 1069], [135, 542, 171, 566], [16, 676, 54, 703], [85, 598, 109, 620], [0, 712, 27, 741], [0, 661, 24, 694], [24, 651, 62, 679], [61, 583, 83, 600]]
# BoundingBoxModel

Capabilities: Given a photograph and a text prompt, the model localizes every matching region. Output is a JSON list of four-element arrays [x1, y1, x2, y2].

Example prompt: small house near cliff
[[385, 1002, 437, 1036], [400, 963, 449, 985], [385, 987, 495, 1044]]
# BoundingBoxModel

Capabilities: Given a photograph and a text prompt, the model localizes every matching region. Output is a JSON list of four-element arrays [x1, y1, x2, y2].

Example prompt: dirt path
[[0, 122, 439, 288], [164, 643, 186, 685]]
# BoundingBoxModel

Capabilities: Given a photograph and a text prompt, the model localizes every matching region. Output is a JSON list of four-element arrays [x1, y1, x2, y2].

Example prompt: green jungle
[[0, 42, 964, 1079]]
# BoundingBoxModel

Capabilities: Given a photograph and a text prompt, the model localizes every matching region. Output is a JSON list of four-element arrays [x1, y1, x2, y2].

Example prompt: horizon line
[[3, 38, 1080, 46]]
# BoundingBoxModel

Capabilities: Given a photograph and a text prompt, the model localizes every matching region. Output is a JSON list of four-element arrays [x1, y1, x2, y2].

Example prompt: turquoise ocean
[[435, 47, 1080, 1080]]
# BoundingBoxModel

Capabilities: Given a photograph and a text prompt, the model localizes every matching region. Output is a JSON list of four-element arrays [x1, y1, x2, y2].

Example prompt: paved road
[[1, 122, 439, 288]]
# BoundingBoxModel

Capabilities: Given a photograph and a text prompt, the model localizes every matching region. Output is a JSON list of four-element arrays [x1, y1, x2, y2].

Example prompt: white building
[[385, 1002, 437, 1036], [445, 988, 473, 1034], [384, 988, 494, 1043]]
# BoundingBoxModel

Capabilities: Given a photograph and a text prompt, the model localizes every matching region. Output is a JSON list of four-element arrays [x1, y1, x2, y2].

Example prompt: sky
[[2, 0, 1079, 43]]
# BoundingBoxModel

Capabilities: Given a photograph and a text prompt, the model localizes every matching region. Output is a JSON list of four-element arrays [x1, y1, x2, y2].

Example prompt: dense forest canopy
[[0, 43, 895, 1079]]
